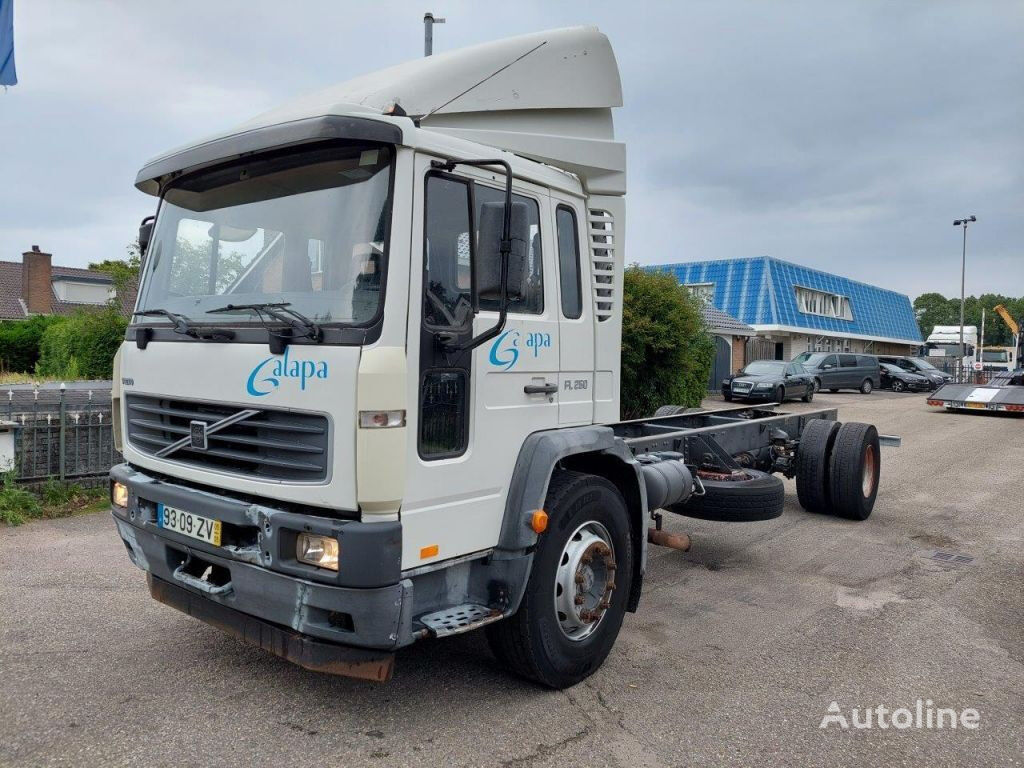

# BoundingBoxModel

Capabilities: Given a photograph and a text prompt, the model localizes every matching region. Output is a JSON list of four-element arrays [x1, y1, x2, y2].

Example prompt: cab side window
[[822, 355, 838, 368], [839, 354, 857, 368], [423, 175, 474, 328], [555, 206, 582, 319]]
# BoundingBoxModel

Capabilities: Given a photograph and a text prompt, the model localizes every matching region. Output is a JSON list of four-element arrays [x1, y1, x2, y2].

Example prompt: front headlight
[[296, 533, 340, 571], [111, 481, 128, 508], [755, 383, 773, 390]]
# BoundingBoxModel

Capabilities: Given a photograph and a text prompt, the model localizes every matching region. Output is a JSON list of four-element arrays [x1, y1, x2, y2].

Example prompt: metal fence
[[2, 385, 120, 483], [921, 357, 1004, 385]]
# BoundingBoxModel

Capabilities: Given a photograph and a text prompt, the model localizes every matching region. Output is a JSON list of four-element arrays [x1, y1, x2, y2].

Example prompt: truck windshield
[[136, 144, 393, 327], [982, 350, 1008, 363]]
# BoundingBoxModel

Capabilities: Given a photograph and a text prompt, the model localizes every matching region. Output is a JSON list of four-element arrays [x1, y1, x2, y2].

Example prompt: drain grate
[[928, 550, 975, 567]]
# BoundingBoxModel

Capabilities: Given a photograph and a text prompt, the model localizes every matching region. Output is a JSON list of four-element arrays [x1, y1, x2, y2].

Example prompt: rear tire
[[860, 379, 873, 394], [829, 388, 839, 393], [828, 423, 880, 521], [801, 388, 814, 403], [672, 469, 784, 522], [795, 419, 841, 513], [653, 405, 702, 417], [486, 471, 633, 689]]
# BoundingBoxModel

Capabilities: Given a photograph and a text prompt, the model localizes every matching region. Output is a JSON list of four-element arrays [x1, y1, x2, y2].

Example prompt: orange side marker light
[[530, 509, 548, 534]]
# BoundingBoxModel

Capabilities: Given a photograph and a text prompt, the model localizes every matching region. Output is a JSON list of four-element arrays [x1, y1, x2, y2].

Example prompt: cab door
[[551, 194, 594, 424], [401, 155, 560, 570]]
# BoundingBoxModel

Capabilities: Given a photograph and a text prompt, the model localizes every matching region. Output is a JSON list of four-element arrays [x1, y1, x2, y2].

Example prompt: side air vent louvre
[[125, 394, 329, 482], [589, 209, 615, 322]]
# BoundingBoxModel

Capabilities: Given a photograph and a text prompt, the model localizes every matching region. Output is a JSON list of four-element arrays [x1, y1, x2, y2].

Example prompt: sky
[[0, 0, 1021, 300]]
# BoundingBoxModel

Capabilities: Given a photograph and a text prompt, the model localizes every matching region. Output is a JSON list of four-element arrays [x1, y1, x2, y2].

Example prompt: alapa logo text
[[246, 347, 329, 397]]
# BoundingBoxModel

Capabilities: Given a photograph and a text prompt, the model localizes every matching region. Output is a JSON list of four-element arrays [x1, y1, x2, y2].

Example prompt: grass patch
[[0, 473, 106, 526]]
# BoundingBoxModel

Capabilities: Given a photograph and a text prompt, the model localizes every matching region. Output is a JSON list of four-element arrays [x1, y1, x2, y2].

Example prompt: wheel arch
[[496, 426, 648, 614]]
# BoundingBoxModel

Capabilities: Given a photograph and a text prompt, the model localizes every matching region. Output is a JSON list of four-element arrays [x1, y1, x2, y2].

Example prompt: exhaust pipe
[[648, 528, 691, 551]]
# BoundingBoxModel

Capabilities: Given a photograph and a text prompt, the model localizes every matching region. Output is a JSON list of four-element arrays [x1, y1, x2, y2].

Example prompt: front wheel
[[891, 379, 905, 392], [776, 386, 786, 404], [486, 471, 633, 689]]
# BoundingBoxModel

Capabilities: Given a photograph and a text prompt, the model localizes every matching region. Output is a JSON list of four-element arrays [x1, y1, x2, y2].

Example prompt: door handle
[[524, 382, 558, 395]]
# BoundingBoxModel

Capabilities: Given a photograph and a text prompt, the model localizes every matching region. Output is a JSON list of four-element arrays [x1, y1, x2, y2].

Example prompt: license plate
[[965, 402, 987, 409], [157, 503, 221, 546]]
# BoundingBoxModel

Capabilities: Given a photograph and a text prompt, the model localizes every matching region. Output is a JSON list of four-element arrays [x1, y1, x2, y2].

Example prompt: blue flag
[[0, 0, 16, 87]]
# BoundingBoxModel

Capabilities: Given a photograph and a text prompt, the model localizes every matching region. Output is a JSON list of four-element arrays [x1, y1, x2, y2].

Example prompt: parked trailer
[[109, 26, 897, 689], [927, 370, 1024, 414]]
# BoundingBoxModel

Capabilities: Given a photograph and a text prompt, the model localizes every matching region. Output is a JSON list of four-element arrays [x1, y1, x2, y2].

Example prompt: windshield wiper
[[207, 302, 323, 353], [133, 308, 194, 335], [133, 308, 236, 347]]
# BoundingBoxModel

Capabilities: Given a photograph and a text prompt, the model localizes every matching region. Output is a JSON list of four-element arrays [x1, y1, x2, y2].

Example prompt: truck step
[[418, 604, 504, 638]]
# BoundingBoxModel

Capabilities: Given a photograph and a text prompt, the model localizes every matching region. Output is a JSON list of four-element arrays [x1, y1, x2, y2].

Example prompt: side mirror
[[138, 215, 155, 256], [477, 200, 529, 302], [822, 364, 833, 369]]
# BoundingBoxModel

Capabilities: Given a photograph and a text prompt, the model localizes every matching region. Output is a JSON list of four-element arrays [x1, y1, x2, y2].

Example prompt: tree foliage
[[35, 307, 127, 380], [89, 240, 141, 296], [0, 315, 67, 373], [913, 293, 1024, 346], [621, 267, 714, 419]]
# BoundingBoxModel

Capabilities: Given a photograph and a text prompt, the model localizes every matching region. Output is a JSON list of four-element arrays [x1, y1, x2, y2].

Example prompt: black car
[[877, 356, 952, 389], [879, 362, 931, 392], [723, 360, 815, 403]]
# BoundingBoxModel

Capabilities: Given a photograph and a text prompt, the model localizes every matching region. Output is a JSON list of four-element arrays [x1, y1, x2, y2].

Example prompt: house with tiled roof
[[0, 246, 137, 319], [653, 256, 922, 361]]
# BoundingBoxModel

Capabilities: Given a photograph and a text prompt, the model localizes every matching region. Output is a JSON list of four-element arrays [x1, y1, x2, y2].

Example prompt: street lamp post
[[953, 215, 977, 378], [424, 12, 445, 56]]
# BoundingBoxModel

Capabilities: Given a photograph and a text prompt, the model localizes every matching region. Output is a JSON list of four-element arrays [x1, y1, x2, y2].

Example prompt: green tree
[[90, 240, 141, 297], [620, 267, 714, 419], [913, 292, 956, 338]]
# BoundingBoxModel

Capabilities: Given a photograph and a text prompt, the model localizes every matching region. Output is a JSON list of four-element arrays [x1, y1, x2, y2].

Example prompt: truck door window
[[474, 185, 543, 314], [556, 205, 582, 319], [423, 175, 473, 328]]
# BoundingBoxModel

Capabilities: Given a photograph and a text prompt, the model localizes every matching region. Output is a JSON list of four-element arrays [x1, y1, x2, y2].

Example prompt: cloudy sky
[[1, 0, 1021, 299]]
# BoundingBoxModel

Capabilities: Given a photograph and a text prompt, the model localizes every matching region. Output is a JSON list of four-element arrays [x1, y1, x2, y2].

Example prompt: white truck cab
[[111, 27, 887, 687]]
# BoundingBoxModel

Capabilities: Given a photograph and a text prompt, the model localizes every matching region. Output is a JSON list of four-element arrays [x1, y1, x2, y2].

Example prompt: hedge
[[35, 308, 127, 380], [0, 315, 67, 373]]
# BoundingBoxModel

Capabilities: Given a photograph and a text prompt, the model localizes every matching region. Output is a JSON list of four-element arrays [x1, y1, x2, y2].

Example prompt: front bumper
[[723, 387, 776, 401], [110, 463, 414, 661]]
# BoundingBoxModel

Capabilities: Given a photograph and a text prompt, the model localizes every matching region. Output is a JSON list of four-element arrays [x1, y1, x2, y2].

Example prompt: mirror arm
[[430, 158, 514, 354]]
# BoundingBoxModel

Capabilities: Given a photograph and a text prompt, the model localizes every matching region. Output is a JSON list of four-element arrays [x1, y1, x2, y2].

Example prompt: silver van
[[793, 352, 881, 394]]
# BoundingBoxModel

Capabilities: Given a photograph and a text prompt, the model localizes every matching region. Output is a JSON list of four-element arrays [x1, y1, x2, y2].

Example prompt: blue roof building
[[651, 257, 921, 360]]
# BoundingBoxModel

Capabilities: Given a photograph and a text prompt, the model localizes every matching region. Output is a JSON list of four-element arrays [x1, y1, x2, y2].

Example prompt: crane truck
[[109, 27, 893, 688]]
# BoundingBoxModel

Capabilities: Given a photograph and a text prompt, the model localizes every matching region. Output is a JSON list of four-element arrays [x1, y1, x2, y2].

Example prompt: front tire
[[891, 380, 905, 392], [486, 471, 633, 689], [776, 386, 786, 404]]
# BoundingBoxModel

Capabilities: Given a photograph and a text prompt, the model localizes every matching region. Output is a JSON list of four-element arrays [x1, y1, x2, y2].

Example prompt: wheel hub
[[554, 521, 616, 641]]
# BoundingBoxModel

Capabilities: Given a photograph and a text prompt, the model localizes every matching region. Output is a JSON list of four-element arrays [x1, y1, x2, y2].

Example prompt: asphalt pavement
[[1, 390, 1021, 767]]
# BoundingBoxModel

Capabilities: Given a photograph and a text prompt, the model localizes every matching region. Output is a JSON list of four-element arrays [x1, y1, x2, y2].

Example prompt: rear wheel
[[795, 419, 841, 513], [801, 387, 814, 403], [829, 388, 839, 393], [486, 471, 633, 689], [860, 379, 873, 394], [828, 423, 880, 521]]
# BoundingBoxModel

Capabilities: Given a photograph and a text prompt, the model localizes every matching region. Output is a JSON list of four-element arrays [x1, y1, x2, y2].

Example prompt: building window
[[795, 286, 853, 320], [685, 282, 714, 305]]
